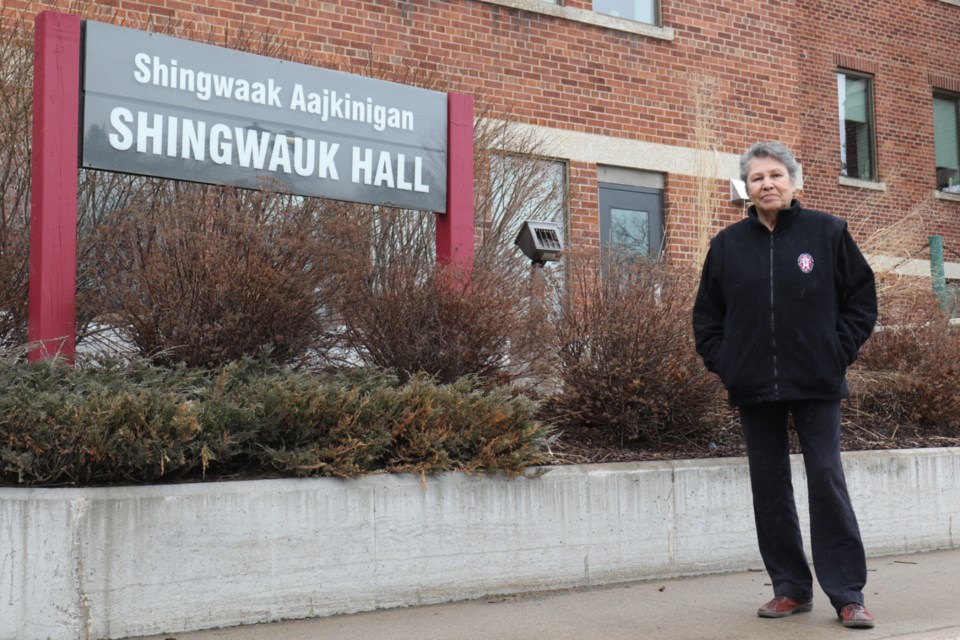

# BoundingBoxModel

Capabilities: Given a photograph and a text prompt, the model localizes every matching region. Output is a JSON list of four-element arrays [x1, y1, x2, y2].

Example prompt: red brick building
[[9, 0, 960, 292]]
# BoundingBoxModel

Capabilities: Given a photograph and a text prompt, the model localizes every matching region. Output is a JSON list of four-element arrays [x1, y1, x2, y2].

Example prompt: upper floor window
[[838, 70, 877, 181], [934, 92, 960, 193], [593, 0, 658, 25]]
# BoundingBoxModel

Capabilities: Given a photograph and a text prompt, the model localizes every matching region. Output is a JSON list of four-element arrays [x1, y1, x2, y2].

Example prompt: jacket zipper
[[769, 231, 779, 399]]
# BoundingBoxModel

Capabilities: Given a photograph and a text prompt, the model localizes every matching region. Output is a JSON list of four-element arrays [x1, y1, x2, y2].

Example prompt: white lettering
[[317, 141, 339, 180], [132, 53, 151, 84], [352, 146, 373, 184], [268, 80, 282, 107], [414, 156, 429, 193], [181, 118, 205, 160], [209, 124, 232, 164], [108, 107, 134, 150], [374, 151, 395, 188], [396, 153, 412, 190], [372, 104, 386, 132], [100, 109, 360, 186], [292, 137, 315, 176], [268, 134, 292, 173], [290, 83, 306, 112], [136, 111, 164, 155], [213, 74, 235, 99], [196, 72, 212, 101], [234, 79, 250, 102], [165, 115, 178, 157], [235, 128, 271, 169], [250, 81, 266, 104]]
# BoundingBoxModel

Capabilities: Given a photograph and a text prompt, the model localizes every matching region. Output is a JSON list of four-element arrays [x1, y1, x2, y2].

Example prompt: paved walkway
[[141, 548, 960, 640]]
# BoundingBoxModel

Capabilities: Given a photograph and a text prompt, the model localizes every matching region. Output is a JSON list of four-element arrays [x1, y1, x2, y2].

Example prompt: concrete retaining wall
[[2, 447, 958, 640]]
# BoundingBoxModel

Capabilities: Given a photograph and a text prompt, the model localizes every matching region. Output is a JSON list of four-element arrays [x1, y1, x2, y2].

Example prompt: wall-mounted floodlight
[[730, 178, 748, 203], [515, 220, 564, 267]]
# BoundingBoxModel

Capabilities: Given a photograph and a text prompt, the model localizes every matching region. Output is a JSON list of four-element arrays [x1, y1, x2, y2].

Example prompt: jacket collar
[[747, 199, 802, 231]]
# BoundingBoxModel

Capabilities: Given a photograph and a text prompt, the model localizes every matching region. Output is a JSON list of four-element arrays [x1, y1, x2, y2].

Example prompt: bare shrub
[[333, 256, 552, 387], [318, 92, 566, 388], [81, 185, 342, 368], [545, 254, 726, 449], [837, 195, 960, 440], [846, 274, 960, 437], [0, 6, 197, 348], [0, 10, 34, 346], [4, 5, 564, 386]]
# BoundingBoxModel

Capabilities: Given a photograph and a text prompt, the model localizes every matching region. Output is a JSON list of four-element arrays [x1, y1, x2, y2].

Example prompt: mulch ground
[[540, 422, 960, 467]]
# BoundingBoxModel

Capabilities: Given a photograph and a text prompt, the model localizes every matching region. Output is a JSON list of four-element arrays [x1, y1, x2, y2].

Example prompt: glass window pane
[[934, 96, 960, 167], [489, 155, 566, 270], [946, 279, 959, 319], [838, 72, 875, 181], [490, 156, 565, 230], [593, 0, 656, 25], [609, 207, 649, 257], [934, 95, 960, 191], [844, 77, 869, 123]]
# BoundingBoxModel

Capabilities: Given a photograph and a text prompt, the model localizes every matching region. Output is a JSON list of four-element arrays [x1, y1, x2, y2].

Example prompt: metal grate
[[534, 227, 562, 251]]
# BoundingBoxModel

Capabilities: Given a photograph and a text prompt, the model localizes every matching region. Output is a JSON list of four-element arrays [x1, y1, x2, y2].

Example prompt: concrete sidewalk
[[143, 547, 960, 640]]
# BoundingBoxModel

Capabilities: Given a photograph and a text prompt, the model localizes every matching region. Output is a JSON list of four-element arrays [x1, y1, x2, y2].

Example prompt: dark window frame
[[598, 182, 664, 260]]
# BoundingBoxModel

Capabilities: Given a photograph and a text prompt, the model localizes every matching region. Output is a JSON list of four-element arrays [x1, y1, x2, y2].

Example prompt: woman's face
[[746, 156, 796, 216]]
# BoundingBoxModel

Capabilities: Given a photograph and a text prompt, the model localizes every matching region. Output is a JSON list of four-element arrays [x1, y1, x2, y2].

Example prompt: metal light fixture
[[515, 220, 563, 267], [730, 178, 748, 203]]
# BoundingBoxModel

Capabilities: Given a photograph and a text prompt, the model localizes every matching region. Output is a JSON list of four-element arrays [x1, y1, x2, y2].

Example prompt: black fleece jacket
[[692, 200, 877, 406]]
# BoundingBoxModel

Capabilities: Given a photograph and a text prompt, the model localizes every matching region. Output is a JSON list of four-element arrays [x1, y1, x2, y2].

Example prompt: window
[[934, 92, 960, 193], [488, 154, 566, 272], [838, 71, 877, 181], [946, 279, 959, 319], [598, 182, 664, 260], [593, 0, 657, 25]]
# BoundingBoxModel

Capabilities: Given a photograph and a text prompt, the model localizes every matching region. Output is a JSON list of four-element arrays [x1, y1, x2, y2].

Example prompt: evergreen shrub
[[0, 352, 551, 486]]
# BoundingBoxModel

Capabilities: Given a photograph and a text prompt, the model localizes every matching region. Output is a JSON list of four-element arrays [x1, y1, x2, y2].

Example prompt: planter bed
[[2, 447, 958, 640]]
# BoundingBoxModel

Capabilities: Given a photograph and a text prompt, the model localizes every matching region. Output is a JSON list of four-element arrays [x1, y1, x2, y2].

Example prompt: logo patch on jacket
[[797, 253, 815, 273]]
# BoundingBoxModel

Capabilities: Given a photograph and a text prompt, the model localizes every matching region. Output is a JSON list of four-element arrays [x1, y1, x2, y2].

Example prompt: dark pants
[[739, 400, 866, 612]]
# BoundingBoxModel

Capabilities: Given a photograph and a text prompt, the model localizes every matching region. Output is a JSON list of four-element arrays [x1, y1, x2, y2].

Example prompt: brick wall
[[797, 0, 960, 255], [5, 0, 957, 262]]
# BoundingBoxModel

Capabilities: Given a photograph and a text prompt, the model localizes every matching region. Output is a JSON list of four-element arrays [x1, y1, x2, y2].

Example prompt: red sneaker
[[839, 603, 875, 628], [758, 595, 814, 618]]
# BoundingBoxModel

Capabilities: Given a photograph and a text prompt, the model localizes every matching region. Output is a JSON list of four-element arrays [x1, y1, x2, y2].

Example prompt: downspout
[[930, 235, 948, 312]]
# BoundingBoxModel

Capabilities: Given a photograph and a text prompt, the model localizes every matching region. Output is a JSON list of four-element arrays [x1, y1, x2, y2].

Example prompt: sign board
[[81, 21, 448, 212]]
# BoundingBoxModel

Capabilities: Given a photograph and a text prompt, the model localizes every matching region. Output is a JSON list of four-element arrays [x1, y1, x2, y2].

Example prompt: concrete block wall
[[2, 447, 959, 640]]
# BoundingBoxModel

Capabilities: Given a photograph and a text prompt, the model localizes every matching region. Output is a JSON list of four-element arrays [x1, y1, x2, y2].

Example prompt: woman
[[692, 141, 878, 629]]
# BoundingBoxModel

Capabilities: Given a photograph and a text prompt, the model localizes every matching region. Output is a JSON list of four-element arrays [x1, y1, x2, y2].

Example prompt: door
[[598, 182, 664, 259]]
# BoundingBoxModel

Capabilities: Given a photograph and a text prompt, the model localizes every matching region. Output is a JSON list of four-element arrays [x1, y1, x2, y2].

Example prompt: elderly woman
[[692, 141, 878, 629]]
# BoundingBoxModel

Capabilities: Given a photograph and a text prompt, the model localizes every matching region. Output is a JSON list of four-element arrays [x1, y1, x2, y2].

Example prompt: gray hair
[[739, 141, 799, 183]]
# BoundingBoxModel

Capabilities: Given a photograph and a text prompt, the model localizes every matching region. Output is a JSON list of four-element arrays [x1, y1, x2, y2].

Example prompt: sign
[[81, 21, 448, 212]]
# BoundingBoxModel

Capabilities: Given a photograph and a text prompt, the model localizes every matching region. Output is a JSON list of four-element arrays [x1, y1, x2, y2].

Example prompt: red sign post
[[28, 12, 81, 363], [437, 92, 475, 272]]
